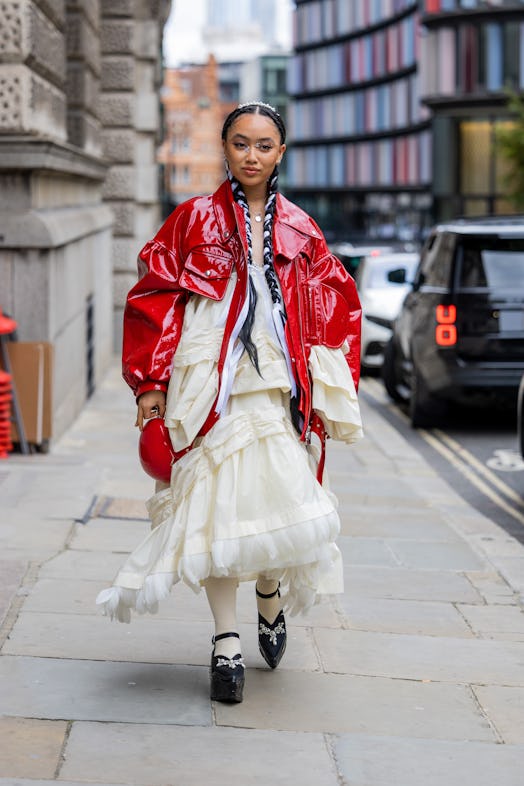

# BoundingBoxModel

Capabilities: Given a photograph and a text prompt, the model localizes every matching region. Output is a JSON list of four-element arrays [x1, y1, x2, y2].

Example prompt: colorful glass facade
[[288, 0, 524, 239], [288, 0, 432, 242], [421, 1, 524, 220]]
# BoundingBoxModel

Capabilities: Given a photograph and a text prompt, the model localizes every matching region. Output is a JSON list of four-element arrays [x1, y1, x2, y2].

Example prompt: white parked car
[[354, 252, 419, 372]]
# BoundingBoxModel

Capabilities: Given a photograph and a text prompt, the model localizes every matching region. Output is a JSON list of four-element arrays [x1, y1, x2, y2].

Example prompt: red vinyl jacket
[[123, 180, 362, 444]]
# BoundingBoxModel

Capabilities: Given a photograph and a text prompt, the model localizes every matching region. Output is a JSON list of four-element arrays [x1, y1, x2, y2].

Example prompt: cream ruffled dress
[[97, 265, 363, 622]]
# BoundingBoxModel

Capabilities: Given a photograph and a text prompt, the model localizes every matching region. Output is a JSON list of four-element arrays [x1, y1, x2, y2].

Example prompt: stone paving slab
[[0, 517, 73, 560], [215, 670, 494, 740], [495, 557, 524, 596], [458, 603, 524, 641], [0, 717, 67, 780], [337, 535, 398, 567], [0, 559, 27, 627], [0, 656, 211, 725], [4, 493, 94, 523], [337, 596, 473, 637], [38, 550, 127, 581], [329, 473, 418, 500], [60, 722, 340, 786], [315, 628, 524, 686], [91, 495, 149, 520], [339, 507, 463, 540], [2, 613, 320, 671], [337, 491, 436, 510], [332, 733, 524, 786], [387, 539, 486, 571], [22, 578, 110, 615], [466, 571, 518, 606], [0, 781, 126, 786], [474, 686, 524, 743], [343, 565, 482, 602], [69, 518, 149, 552]]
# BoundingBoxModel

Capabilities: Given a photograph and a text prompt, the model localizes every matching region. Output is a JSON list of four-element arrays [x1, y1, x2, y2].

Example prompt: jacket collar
[[212, 180, 320, 262]]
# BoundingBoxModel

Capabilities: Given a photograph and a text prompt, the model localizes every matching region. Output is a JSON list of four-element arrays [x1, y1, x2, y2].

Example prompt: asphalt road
[[361, 375, 524, 545]]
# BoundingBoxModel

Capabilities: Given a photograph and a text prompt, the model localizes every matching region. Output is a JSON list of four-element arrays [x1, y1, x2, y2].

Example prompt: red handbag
[[138, 417, 189, 484]]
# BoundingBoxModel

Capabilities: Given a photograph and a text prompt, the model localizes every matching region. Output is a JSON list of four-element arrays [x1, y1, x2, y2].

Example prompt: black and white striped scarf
[[227, 168, 302, 432]]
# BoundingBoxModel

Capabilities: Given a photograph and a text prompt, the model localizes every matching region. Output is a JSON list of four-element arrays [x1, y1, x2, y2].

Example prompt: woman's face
[[223, 112, 286, 193]]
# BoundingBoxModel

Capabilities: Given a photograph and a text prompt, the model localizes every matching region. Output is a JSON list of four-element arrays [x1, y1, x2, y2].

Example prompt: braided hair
[[222, 103, 286, 374]]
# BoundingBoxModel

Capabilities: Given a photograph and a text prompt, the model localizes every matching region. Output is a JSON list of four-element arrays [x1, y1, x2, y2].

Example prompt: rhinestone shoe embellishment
[[259, 621, 285, 646], [215, 655, 245, 670]]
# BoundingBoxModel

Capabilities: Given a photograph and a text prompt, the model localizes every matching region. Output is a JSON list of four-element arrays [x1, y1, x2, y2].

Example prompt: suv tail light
[[435, 304, 457, 346]]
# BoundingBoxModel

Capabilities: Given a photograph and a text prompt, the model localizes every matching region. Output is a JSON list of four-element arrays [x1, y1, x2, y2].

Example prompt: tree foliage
[[495, 90, 524, 210]]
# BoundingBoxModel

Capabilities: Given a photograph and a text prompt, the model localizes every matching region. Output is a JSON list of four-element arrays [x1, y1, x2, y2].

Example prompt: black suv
[[383, 217, 524, 427]]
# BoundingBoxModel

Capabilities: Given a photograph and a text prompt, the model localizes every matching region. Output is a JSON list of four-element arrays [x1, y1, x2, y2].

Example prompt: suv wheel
[[409, 368, 446, 429], [382, 339, 406, 403]]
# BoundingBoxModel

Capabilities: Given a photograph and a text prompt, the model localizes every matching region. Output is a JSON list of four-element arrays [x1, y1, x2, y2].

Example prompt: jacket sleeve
[[306, 235, 362, 391], [122, 237, 188, 398]]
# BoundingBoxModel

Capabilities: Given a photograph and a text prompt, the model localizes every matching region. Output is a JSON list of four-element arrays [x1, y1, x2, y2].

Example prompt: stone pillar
[[66, 0, 103, 155], [100, 0, 171, 352]]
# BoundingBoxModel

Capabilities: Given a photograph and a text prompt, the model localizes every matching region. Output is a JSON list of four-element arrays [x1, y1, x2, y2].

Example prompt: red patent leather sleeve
[[122, 239, 188, 398]]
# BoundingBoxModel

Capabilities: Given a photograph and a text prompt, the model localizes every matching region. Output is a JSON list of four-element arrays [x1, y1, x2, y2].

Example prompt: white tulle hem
[[95, 510, 343, 623]]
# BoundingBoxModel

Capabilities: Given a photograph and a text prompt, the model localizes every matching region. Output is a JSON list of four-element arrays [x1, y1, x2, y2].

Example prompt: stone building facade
[[0, 0, 171, 441]]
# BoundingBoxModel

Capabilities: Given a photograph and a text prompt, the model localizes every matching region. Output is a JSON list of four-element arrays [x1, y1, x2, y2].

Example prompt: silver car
[[355, 252, 419, 372]]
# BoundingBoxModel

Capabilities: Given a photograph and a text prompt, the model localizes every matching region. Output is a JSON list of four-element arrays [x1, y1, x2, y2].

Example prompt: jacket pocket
[[305, 281, 351, 349], [180, 247, 234, 301]]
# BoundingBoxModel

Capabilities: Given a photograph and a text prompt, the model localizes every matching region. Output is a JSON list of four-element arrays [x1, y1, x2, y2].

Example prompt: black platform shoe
[[256, 584, 287, 669], [210, 631, 245, 703]]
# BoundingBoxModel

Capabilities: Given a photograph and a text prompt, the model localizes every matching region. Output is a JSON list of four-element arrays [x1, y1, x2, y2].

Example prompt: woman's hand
[[135, 391, 167, 431]]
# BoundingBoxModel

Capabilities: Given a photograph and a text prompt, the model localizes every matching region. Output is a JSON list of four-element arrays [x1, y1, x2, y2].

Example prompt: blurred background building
[[286, 0, 524, 243], [287, 0, 432, 243], [158, 58, 224, 212], [160, 0, 291, 211], [420, 0, 524, 221]]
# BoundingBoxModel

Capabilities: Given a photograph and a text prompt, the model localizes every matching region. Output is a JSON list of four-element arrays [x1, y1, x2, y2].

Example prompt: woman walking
[[97, 102, 363, 703]]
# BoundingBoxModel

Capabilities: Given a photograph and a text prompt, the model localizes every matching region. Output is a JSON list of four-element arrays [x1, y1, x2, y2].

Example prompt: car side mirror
[[412, 271, 425, 291], [387, 268, 407, 284]]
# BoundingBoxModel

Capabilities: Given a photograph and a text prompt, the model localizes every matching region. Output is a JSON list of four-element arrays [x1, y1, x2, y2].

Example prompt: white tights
[[205, 575, 281, 658]]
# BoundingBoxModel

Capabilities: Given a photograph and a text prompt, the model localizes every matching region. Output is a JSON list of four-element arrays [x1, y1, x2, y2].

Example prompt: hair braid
[[228, 165, 286, 372]]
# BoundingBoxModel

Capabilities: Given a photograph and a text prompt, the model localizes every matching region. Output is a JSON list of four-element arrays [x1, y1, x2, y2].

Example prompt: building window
[[459, 118, 518, 215], [460, 120, 491, 194], [485, 23, 503, 91]]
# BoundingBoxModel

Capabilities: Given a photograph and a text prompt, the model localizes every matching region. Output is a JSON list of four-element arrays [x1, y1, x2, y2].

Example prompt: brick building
[[158, 57, 225, 211]]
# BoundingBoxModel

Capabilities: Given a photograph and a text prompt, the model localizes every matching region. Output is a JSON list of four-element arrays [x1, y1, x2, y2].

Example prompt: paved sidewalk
[[1, 359, 524, 786]]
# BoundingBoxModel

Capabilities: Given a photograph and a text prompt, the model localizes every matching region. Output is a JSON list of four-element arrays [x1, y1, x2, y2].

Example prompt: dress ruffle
[[96, 403, 342, 622], [309, 344, 363, 443]]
